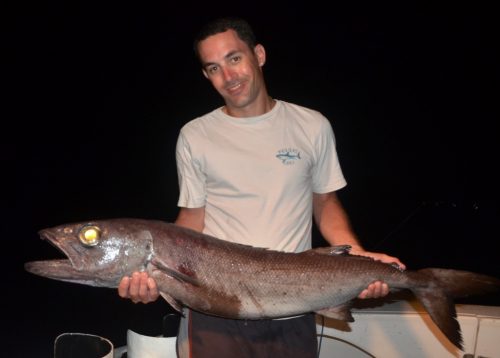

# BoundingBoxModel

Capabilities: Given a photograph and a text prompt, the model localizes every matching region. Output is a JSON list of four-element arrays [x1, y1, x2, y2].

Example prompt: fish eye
[[78, 225, 101, 246]]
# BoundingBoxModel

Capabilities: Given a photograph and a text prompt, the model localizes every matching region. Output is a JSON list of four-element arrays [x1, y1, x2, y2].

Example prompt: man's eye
[[230, 56, 241, 63], [208, 66, 218, 73]]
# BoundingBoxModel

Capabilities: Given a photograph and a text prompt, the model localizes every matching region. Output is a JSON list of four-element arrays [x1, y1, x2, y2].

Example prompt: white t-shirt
[[176, 100, 346, 252]]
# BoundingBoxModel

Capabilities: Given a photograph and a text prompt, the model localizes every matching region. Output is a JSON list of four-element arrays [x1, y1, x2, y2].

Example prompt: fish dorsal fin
[[316, 303, 355, 322], [151, 258, 200, 286], [308, 245, 352, 256]]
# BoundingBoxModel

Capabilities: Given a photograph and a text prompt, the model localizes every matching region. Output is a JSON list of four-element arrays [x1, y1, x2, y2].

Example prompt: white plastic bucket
[[126, 329, 177, 358], [54, 332, 114, 358]]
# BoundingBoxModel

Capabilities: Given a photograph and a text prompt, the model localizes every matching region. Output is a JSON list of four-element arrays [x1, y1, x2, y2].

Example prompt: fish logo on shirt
[[276, 148, 301, 165]]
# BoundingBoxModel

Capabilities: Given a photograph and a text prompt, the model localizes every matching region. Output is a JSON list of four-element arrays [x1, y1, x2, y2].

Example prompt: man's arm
[[175, 206, 206, 232], [117, 207, 206, 303], [313, 191, 406, 299]]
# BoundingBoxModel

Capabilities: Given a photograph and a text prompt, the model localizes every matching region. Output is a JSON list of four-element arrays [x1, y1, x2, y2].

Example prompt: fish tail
[[411, 283, 463, 350], [410, 268, 500, 350], [418, 268, 500, 297]]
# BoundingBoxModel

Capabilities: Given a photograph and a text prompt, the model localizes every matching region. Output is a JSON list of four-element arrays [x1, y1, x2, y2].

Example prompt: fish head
[[24, 219, 154, 288]]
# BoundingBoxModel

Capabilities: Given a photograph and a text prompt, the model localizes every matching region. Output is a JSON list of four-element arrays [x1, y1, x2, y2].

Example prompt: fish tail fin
[[411, 284, 463, 350], [411, 268, 500, 350], [418, 268, 500, 297]]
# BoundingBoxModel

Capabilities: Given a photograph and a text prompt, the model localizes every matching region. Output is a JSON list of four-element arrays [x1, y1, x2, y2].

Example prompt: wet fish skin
[[25, 218, 500, 350]]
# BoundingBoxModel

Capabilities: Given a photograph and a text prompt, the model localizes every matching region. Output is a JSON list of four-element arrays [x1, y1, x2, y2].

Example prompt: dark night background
[[4, 2, 499, 357]]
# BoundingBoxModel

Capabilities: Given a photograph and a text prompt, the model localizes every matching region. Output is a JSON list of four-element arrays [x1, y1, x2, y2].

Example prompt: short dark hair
[[193, 17, 257, 60]]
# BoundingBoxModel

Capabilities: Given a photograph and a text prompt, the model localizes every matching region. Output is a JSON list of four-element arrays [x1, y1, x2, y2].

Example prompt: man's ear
[[254, 44, 266, 67], [202, 68, 209, 79]]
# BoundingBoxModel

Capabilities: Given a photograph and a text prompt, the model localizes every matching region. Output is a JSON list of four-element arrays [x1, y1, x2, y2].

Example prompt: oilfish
[[25, 218, 500, 350]]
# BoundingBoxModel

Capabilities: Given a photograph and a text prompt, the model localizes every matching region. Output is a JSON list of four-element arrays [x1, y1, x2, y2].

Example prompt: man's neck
[[223, 95, 276, 118]]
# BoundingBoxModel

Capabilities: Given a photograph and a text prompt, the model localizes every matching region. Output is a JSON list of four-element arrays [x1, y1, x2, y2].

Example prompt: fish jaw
[[24, 259, 107, 286], [38, 228, 89, 271], [24, 228, 119, 287], [24, 221, 154, 288]]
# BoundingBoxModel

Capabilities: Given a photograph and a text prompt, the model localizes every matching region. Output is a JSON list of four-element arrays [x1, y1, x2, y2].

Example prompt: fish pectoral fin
[[151, 258, 200, 286], [160, 292, 184, 315], [316, 303, 354, 322], [307, 245, 352, 256]]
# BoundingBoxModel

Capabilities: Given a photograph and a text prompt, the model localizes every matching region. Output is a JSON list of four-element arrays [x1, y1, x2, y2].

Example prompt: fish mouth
[[24, 259, 76, 278], [24, 229, 85, 281]]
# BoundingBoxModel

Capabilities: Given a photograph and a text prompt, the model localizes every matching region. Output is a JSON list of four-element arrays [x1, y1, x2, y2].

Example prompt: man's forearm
[[175, 206, 206, 232], [313, 192, 363, 248]]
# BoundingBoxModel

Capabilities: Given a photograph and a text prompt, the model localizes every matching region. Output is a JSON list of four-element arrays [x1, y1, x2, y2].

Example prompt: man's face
[[197, 29, 266, 115]]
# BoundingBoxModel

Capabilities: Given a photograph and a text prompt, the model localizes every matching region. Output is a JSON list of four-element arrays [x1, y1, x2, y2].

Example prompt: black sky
[[4, 2, 499, 356]]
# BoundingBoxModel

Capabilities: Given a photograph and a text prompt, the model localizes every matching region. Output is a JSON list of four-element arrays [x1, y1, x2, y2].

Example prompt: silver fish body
[[25, 218, 500, 350]]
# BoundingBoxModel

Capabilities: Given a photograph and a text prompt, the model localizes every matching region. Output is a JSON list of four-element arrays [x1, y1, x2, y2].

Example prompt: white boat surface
[[316, 298, 500, 358]]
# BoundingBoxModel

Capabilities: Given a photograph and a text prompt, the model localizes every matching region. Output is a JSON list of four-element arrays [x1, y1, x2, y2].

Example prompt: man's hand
[[118, 272, 159, 304], [349, 247, 407, 299], [358, 281, 389, 299]]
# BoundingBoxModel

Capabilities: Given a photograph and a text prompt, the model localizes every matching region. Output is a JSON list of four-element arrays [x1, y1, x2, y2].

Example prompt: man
[[119, 17, 405, 357]]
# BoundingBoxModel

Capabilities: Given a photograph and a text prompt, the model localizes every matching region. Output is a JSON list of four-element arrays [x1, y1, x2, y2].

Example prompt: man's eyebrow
[[224, 50, 241, 59], [202, 61, 217, 70], [202, 50, 242, 69]]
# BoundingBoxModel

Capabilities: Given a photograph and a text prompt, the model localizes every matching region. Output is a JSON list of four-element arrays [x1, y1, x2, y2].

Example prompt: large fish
[[25, 218, 500, 350]]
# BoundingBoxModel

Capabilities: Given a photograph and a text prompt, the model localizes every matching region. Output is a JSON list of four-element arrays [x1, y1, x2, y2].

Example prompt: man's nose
[[221, 66, 235, 81]]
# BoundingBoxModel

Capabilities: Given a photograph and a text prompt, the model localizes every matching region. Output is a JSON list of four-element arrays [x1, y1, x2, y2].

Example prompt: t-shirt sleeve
[[311, 117, 347, 193], [176, 129, 207, 208]]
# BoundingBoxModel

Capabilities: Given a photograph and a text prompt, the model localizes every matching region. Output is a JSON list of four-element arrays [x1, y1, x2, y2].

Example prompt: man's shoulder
[[278, 100, 328, 124], [181, 107, 222, 132]]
